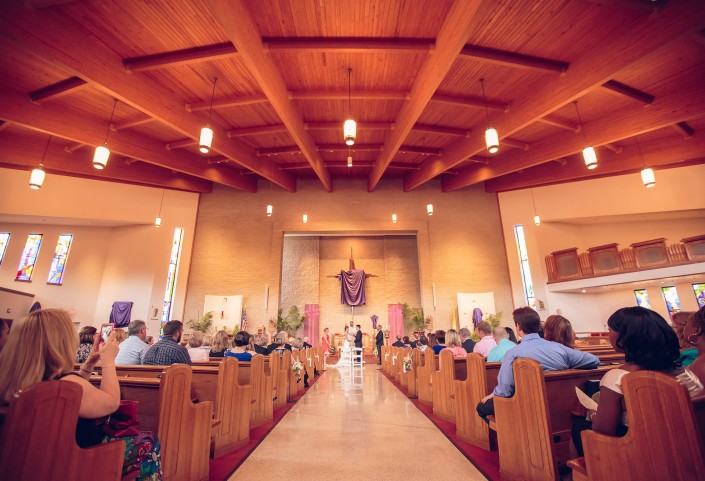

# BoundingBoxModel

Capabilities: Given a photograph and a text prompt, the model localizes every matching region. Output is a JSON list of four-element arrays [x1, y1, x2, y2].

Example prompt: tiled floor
[[227, 364, 488, 480]]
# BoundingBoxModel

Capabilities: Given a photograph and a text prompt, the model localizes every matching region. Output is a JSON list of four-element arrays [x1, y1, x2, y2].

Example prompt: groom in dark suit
[[375, 325, 384, 365], [354, 324, 363, 362]]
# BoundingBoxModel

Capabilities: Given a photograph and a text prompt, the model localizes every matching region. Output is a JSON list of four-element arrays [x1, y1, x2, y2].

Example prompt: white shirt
[[473, 335, 497, 357], [188, 346, 209, 362], [115, 335, 149, 365]]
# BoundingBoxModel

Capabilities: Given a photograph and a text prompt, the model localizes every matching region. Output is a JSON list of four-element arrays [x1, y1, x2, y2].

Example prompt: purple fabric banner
[[110, 301, 133, 328], [338, 269, 366, 306], [472, 308, 484, 329]]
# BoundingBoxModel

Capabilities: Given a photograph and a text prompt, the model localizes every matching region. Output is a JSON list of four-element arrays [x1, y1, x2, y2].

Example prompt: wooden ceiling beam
[[537, 115, 581, 132], [460, 44, 569, 74], [442, 75, 705, 191], [111, 115, 155, 131], [484, 134, 705, 192], [185, 95, 269, 112], [602, 142, 623, 154], [207, 0, 331, 191], [318, 144, 382, 153], [165, 138, 197, 150], [63, 142, 85, 153], [305, 121, 394, 131], [431, 93, 508, 112], [227, 124, 289, 137], [413, 124, 469, 137], [398, 146, 442, 156], [502, 138, 530, 151], [0, 87, 256, 192], [29, 76, 87, 103], [602, 80, 655, 105], [0, 7, 294, 191], [123, 42, 237, 73], [257, 144, 440, 156], [289, 90, 410, 101], [405, 1, 705, 191], [263, 37, 435, 53], [367, 0, 488, 191], [0, 134, 213, 193], [673, 121, 695, 138]]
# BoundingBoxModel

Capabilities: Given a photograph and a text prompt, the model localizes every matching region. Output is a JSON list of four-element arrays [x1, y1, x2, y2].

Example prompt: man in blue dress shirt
[[476, 307, 599, 422]]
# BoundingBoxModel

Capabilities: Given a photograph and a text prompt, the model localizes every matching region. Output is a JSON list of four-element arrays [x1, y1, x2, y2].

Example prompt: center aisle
[[227, 364, 488, 480]]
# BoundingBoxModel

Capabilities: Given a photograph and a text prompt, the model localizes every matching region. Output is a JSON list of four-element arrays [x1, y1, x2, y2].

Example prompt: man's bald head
[[493, 326, 509, 343]]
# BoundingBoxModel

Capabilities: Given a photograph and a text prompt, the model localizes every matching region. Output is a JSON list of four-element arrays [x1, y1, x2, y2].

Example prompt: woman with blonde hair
[[0, 309, 161, 479], [113, 328, 128, 344], [544, 314, 576, 348], [443, 329, 467, 358], [209, 330, 230, 358]]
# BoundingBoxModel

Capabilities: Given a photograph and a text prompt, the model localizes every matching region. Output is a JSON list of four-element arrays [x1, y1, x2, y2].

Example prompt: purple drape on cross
[[338, 269, 366, 306]]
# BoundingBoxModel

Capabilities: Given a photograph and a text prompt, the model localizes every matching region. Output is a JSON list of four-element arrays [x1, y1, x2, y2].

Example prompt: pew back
[[454, 354, 499, 450], [432, 350, 457, 421], [417, 348, 437, 406]]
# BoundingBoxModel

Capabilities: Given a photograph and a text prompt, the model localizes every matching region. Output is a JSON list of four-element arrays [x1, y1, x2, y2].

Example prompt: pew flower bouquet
[[402, 355, 412, 373], [292, 361, 304, 378]]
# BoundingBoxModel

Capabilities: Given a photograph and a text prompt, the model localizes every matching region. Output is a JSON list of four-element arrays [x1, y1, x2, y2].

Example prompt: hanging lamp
[[303, 214, 308, 224], [573, 101, 597, 170], [347, 145, 353, 168], [199, 77, 218, 154], [392, 193, 397, 223], [480, 79, 499, 154], [155, 190, 164, 227], [531, 189, 540, 226], [29, 135, 52, 190], [343, 68, 356, 146], [93, 99, 118, 169], [635, 136, 655, 188]]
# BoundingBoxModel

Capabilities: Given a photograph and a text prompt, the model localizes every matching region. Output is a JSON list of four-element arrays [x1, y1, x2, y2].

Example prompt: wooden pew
[[454, 355, 501, 449], [283, 350, 300, 401], [269, 351, 288, 409], [301, 348, 315, 381], [569, 373, 705, 481], [94, 365, 212, 481], [432, 350, 457, 421], [0, 381, 125, 481], [382, 346, 391, 374], [242, 354, 274, 427], [402, 348, 422, 397], [493, 359, 615, 481], [417, 348, 438, 406], [393, 347, 404, 383]]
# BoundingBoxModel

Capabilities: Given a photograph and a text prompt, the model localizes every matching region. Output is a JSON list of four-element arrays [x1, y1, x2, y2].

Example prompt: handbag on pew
[[96, 400, 140, 438]]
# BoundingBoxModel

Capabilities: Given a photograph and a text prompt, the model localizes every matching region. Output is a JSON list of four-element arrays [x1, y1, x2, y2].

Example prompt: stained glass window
[[693, 283, 705, 309], [161, 228, 185, 328], [514, 224, 536, 309], [661, 286, 681, 316], [15, 234, 43, 281], [0, 233, 10, 265], [633, 289, 651, 309], [47, 234, 73, 285]]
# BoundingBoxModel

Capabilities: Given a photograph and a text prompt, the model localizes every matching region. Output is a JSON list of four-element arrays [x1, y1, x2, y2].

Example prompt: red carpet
[[382, 371, 501, 481], [208, 373, 320, 481]]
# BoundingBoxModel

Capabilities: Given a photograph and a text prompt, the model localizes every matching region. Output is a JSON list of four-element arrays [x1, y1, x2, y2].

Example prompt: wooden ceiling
[[0, 0, 703, 194]]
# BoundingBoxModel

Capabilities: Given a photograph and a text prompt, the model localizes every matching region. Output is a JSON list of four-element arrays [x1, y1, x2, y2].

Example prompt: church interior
[[0, 1, 704, 480]]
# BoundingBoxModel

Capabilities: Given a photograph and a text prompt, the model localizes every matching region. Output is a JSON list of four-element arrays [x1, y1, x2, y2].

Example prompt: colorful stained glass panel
[[161, 228, 184, 325], [15, 234, 43, 281], [47, 234, 73, 285], [633, 289, 651, 309], [661, 286, 681, 316], [0, 233, 10, 265], [693, 283, 705, 309]]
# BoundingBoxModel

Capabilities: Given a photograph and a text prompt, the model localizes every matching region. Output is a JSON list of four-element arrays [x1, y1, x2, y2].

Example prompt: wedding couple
[[328, 322, 363, 368]]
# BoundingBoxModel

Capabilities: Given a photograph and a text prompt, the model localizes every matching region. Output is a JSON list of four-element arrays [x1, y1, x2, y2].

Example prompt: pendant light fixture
[[29, 135, 52, 190], [343, 68, 356, 146], [531, 189, 540, 226], [200, 77, 218, 154], [635, 136, 655, 188], [347, 146, 353, 168], [392, 193, 397, 223], [155, 190, 164, 227], [93, 99, 118, 170], [480, 78, 499, 154], [573, 101, 597, 170], [303, 214, 308, 224]]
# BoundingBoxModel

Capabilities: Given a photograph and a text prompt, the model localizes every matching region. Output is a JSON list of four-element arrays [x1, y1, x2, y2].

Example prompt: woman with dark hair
[[427, 332, 437, 348], [672, 310, 697, 366], [225, 331, 252, 361], [543, 315, 576, 348], [504, 326, 518, 344], [682, 306, 705, 384], [572, 306, 689, 456], [76, 326, 97, 363], [432, 330, 446, 354]]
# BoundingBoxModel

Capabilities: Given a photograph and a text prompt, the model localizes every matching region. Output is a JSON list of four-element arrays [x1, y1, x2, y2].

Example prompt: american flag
[[241, 306, 247, 332]]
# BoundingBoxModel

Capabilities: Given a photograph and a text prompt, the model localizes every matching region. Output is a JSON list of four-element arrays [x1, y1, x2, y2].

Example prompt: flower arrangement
[[292, 361, 304, 376], [402, 354, 412, 373]]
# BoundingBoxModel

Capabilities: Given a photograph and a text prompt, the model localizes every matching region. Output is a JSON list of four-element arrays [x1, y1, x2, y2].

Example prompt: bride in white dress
[[328, 325, 353, 368]]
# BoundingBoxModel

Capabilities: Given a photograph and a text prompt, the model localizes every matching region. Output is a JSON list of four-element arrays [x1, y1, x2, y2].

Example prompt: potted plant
[[188, 311, 214, 333], [401, 302, 425, 335]]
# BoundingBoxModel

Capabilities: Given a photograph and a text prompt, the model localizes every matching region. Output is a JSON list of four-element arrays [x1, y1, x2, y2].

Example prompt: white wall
[[498, 164, 705, 330], [0, 168, 199, 334]]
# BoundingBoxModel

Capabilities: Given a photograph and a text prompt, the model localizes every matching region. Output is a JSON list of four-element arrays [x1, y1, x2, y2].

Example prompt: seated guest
[[505, 327, 518, 344], [572, 306, 699, 456], [143, 321, 191, 366], [267, 331, 292, 354], [75, 326, 97, 363], [402, 336, 412, 347], [431, 330, 446, 354], [0, 309, 161, 479], [209, 330, 230, 358], [114, 320, 149, 365], [226, 331, 253, 361], [113, 328, 128, 344], [443, 329, 467, 358], [417, 336, 428, 352], [0, 319, 9, 353], [303, 337, 312, 348], [473, 322, 497, 357], [427, 333, 438, 349], [391, 336, 405, 348], [543, 314, 576, 348], [487, 326, 517, 362], [187, 332, 209, 362], [682, 306, 705, 387], [477, 307, 599, 423], [292, 338, 304, 351], [673, 310, 697, 366], [459, 327, 476, 353]]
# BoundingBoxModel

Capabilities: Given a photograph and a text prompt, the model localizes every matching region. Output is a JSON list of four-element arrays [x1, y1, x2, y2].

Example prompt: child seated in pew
[[443, 329, 467, 358], [0, 309, 162, 480], [572, 306, 701, 457], [187, 332, 209, 362], [226, 331, 253, 361]]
